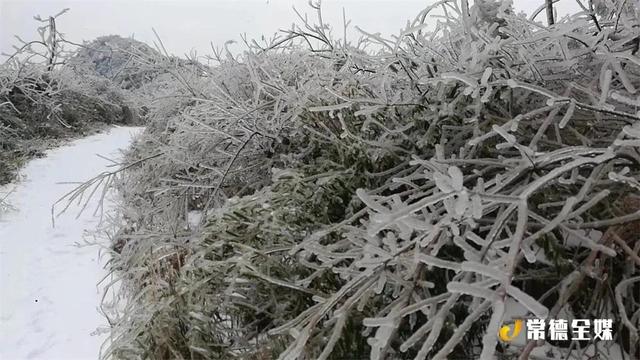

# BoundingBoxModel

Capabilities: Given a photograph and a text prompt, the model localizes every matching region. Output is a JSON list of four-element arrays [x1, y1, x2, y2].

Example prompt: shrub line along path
[[0, 126, 143, 360]]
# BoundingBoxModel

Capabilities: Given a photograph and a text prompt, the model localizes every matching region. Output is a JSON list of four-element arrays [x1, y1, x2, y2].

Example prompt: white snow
[[186, 210, 203, 229], [0, 126, 143, 360]]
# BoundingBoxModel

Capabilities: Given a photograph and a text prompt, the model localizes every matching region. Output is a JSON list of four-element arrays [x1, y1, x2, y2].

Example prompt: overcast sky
[[0, 0, 580, 60]]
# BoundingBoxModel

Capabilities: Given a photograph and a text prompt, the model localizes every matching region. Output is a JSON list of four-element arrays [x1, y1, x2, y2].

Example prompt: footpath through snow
[[0, 126, 143, 360]]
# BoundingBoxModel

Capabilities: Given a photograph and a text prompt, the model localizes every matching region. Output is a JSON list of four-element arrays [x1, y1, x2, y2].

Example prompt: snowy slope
[[0, 127, 143, 360]]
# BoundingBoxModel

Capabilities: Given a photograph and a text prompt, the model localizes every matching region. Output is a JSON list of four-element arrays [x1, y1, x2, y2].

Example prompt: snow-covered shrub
[[0, 12, 142, 184], [104, 1, 640, 359], [68, 35, 158, 80]]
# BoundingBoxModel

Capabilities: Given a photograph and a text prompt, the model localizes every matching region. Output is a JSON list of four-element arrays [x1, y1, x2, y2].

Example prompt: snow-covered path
[[0, 127, 143, 360]]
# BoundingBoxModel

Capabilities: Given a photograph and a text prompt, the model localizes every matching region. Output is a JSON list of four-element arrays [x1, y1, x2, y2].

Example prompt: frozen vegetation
[[0, 10, 141, 185], [1, 0, 640, 359]]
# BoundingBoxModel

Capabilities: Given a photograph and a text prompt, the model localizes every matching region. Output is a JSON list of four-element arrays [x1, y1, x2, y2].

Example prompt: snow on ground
[[0, 126, 143, 360]]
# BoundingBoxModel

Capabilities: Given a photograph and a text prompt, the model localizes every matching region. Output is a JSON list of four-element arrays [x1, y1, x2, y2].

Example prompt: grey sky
[[0, 0, 580, 60]]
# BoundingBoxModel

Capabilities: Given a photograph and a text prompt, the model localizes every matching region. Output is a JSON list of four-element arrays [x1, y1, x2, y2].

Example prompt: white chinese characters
[[593, 319, 613, 341], [571, 319, 590, 341], [521, 319, 613, 341], [549, 319, 568, 341]]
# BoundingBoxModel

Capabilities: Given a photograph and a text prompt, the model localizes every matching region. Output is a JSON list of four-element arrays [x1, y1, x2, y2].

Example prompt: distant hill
[[67, 35, 161, 89]]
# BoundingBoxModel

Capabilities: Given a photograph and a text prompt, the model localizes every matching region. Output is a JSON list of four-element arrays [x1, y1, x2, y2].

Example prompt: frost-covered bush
[[0, 12, 142, 184], [68, 35, 156, 79], [104, 1, 640, 359]]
